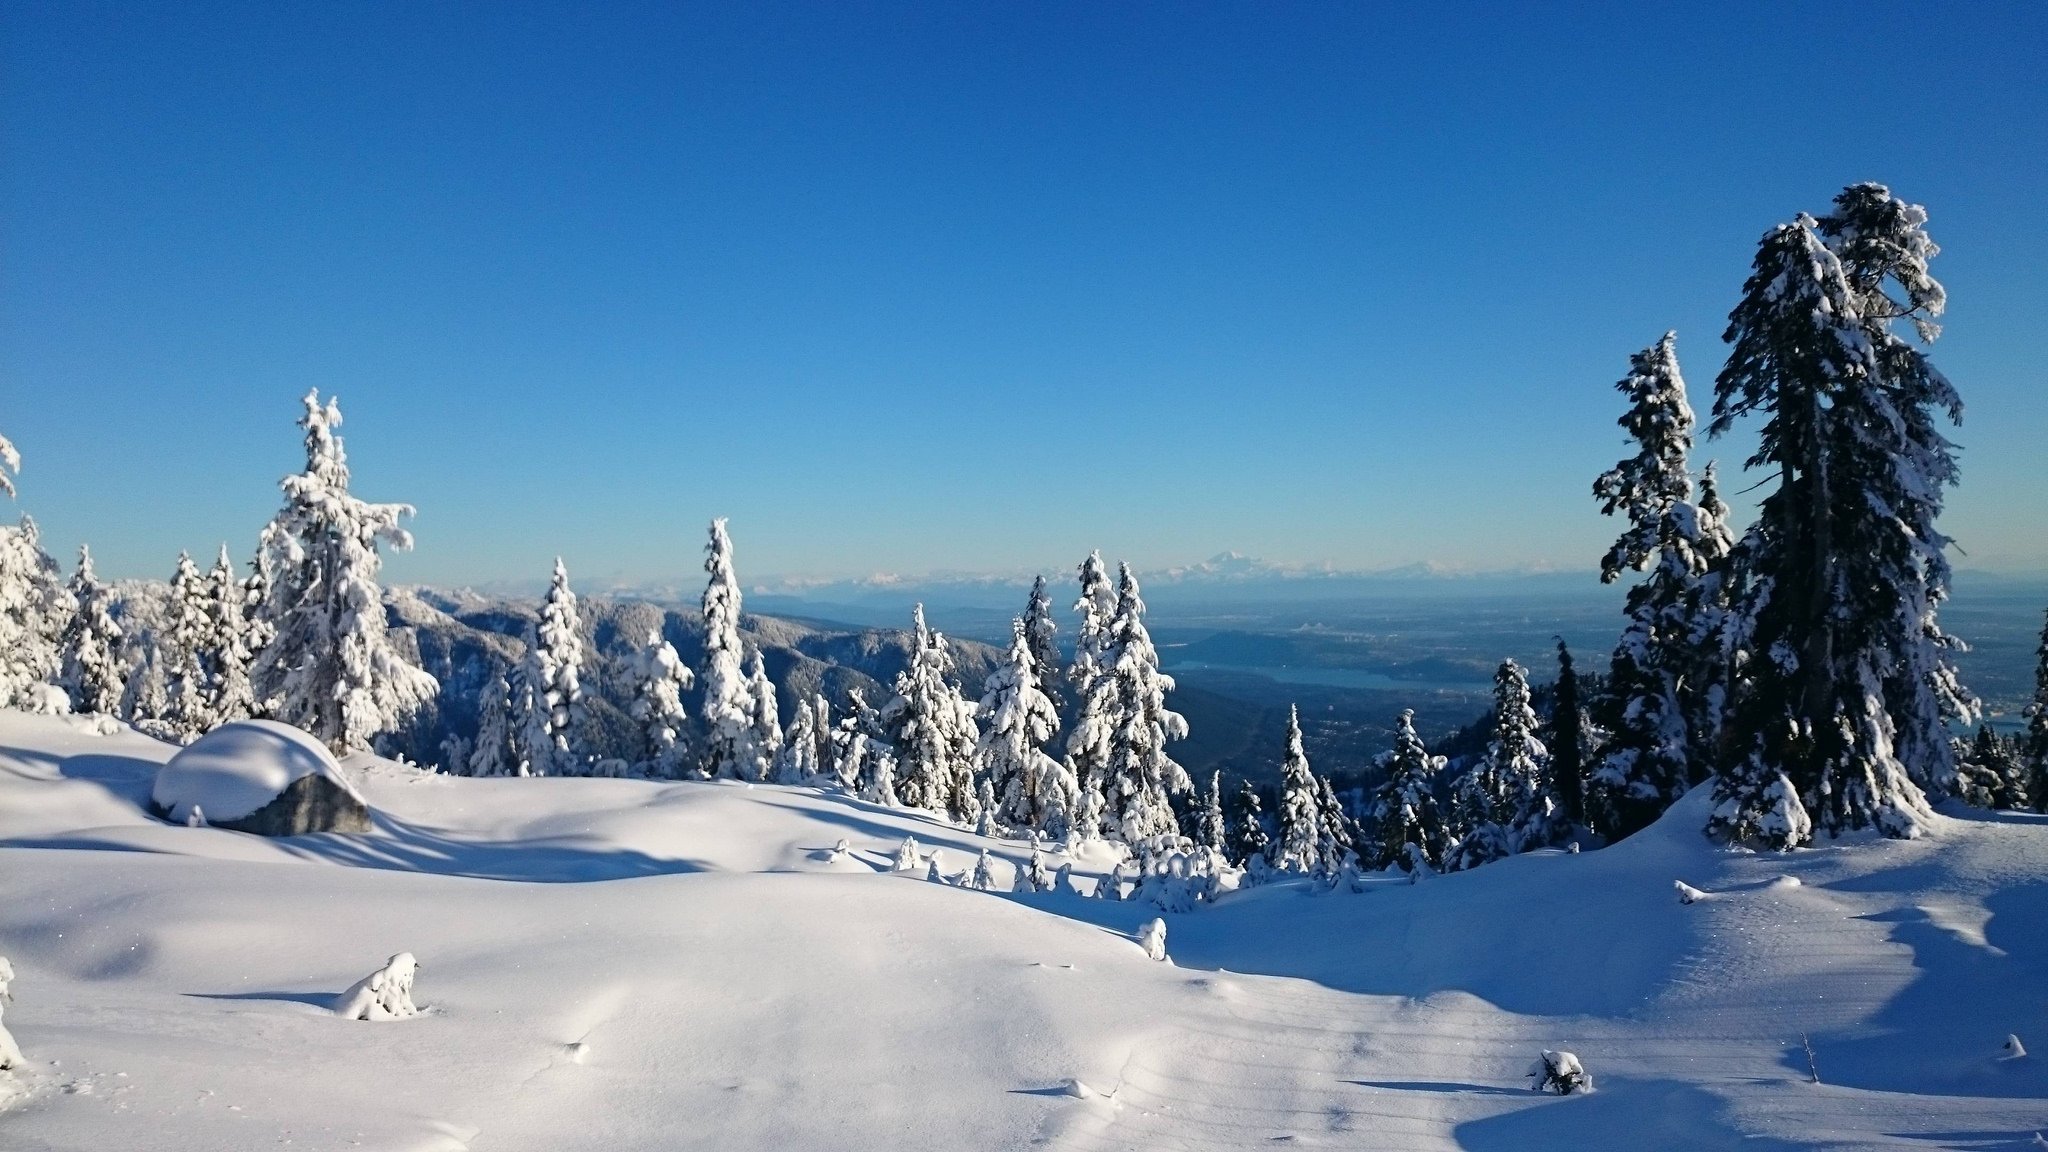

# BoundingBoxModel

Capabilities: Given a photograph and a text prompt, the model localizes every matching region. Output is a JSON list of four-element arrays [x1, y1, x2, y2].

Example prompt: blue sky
[[3, 2, 2044, 587]]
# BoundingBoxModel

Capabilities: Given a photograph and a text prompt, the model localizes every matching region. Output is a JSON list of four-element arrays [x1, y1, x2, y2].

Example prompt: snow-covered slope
[[2, 710, 2045, 1150]]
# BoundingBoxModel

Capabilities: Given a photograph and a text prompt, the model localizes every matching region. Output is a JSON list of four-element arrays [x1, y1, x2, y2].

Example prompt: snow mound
[[152, 720, 361, 826], [333, 952, 420, 1021]]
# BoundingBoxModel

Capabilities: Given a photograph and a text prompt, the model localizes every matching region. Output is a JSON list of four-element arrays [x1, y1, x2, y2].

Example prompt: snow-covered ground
[[2, 710, 2045, 1151]]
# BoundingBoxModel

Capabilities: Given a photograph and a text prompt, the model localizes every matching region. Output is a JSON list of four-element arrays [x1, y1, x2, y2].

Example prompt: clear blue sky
[[4, 2, 2043, 587]]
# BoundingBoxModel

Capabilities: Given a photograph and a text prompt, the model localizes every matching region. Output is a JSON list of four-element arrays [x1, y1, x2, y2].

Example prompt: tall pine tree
[[699, 518, 768, 780], [1588, 333, 1732, 839], [1022, 574, 1064, 716], [518, 558, 587, 776], [885, 604, 981, 823], [1273, 705, 1329, 875], [978, 616, 1074, 836], [1069, 565, 1190, 844], [1370, 709, 1447, 874], [58, 545, 125, 716], [1707, 185, 1972, 847], [250, 391, 436, 753], [2026, 609, 2048, 812]]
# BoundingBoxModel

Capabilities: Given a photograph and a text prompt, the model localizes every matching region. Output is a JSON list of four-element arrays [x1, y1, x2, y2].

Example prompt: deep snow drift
[[2, 710, 2045, 1150]]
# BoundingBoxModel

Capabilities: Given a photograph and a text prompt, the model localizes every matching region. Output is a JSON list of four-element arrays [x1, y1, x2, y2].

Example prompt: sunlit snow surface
[[2, 710, 2045, 1150]]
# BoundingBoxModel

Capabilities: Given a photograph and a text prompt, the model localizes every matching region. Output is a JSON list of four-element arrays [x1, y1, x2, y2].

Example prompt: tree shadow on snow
[[1, 742, 161, 807], [1796, 883, 2048, 1100], [1454, 1077, 1801, 1152], [272, 810, 706, 883], [184, 990, 335, 1010], [1346, 1079, 1526, 1096]]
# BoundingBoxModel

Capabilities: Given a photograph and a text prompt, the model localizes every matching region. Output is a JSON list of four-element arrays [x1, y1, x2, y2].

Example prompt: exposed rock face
[[212, 772, 371, 836]]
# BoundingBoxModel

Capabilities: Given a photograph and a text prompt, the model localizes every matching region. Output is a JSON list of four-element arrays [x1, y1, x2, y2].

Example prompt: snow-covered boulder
[[151, 720, 370, 836], [333, 953, 420, 1021]]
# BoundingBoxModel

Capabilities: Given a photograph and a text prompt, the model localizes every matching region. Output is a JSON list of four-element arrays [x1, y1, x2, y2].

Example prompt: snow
[[149, 719, 359, 825], [4, 710, 2048, 1148]]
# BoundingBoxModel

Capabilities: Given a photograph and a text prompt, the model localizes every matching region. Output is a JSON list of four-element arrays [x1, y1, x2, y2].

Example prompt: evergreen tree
[[1022, 574, 1064, 716], [1273, 705, 1329, 875], [0, 425, 16, 500], [978, 616, 1073, 836], [1707, 185, 1972, 847], [2028, 609, 2048, 812], [1490, 659, 1562, 852], [518, 558, 587, 776], [699, 518, 768, 780], [1314, 773, 1355, 874], [1953, 725, 2028, 811], [1370, 709, 1446, 874], [885, 604, 981, 822], [250, 391, 436, 753], [58, 545, 125, 716], [204, 545, 256, 725], [622, 629, 693, 776], [1197, 770, 1228, 853], [1226, 777, 1270, 868], [1069, 565, 1190, 843], [746, 647, 783, 768], [467, 666, 518, 777], [1063, 551, 1118, 814], [775, 697, 820, 783], [1548, 640, 1587, 830], [1589, 333, 1733, 839], [162, 551, 215, 739]]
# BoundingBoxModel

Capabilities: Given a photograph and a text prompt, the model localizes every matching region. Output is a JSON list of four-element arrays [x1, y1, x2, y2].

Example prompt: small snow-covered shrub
[[925, 852, 947, 885], [1053, 862, 1077, 895], [0, 956, 22, 1071], [333, 952, 421, 1021], [2004, 1034, 2028, 1060], [892, 836, 921, 873], [1528, 1049, 1592, 1095], [1139, 918, 1168, 962], [968, 849, 999, 891], [20, 683, 69, 716], [1675, 881, 1708, 905]]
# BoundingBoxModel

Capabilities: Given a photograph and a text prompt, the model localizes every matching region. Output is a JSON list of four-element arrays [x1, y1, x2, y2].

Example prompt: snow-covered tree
[[621, 629, 693, 776], [831, 687, 899, 804], [58, 546, 125, 716], [1063, 551, 1118, 801], [775, 696, 820, 784], [2028, 609, 2048, 812], [1226, 776, 1270, 868], [746, 647, 783, 769], [979, 616, 1073, 836], [332, 952, 420, 1021], [1067, 565, 1190, 843], [466, 666, 517, 777], [884, 604, 981, 823], [1589, 333, 1734, 839], [515, 558, 587, 776], [0, 514, 72, 712], [1953, 725, 2028, 811], [120, 631, 170, 731], [968, 848, 999, 892], [1548, 640, 1587, 831], [250, 391, 436, 753], [1196, 770, 1227, 853], [1022, 574, 1064, 715], [160, 551, 216, 739], [0, 425, 17, 500], [699, 519, 768, 781], [1706, 185, 1974, 848], [1370, 709, 1446, 874], [204, 545, 256, 725], [1492, 660, 1562, 852], [1273, 705, 1330, 875]]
